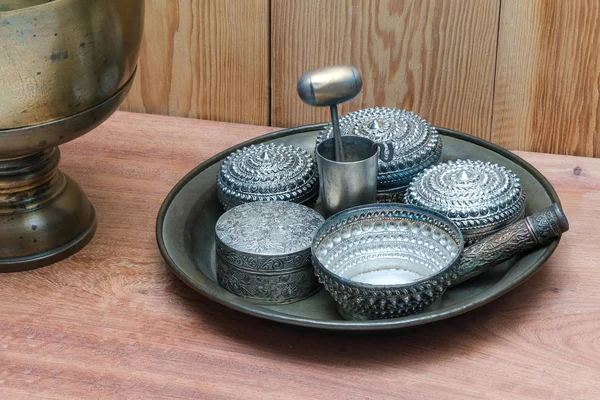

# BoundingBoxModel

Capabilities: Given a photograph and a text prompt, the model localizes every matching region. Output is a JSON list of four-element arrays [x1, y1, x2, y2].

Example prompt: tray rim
[[156, 123, 562, 331]]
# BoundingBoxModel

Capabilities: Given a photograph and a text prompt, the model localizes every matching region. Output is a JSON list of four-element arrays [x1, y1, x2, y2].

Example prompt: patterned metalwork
[[217, 143, 319, 210], [375, 187, 406, 203], [454, 204, 569, 284], [311, 203, 569, 320], [215, 240, 313, 272], [217, 259, 319, 305], [316, 107, 442, 193], [311, 204, 463, 320], [405, 159, 526, 243], [215, 201, 324, 304], [215, 202, 324, 255], [528, 203, 569, 244]]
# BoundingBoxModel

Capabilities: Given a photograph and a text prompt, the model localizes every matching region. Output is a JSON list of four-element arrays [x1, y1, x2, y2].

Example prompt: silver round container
[[216, 142, 319, 210], [404, 159, 526, 243], [311, 203, 464, 320], [215, 201, 325, 304], [316, 107, 442, 199]]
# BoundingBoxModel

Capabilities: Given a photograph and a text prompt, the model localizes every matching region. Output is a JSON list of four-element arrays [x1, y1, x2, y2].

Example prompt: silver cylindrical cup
[[316, 136, 379, 218]]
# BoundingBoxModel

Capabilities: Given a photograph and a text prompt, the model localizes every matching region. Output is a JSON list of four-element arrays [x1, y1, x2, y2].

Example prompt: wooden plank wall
[[271, 0, 499, 140], [492, 0, 600, 157], [120, 0, 270, 126], [120, 0, 600, 157]]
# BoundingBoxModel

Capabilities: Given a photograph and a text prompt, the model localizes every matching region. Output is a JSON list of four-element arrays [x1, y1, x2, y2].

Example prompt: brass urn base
[[0, 148, 96, 272], [0, 0, 144, 272], [0, 71, 136, 272]]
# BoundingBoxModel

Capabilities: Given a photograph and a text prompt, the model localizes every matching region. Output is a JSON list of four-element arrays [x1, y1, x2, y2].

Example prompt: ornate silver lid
[[316, 107, 442, 192], [216, 142, 319, 210], [404, 159, 526, 242], [215, 201, 324, 258]]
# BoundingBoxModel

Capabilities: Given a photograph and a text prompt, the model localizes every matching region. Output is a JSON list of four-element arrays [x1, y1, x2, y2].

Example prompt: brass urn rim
[[0, 0, 63, 13], [0, 0, 144, 129], [0, 70, 137, 158]]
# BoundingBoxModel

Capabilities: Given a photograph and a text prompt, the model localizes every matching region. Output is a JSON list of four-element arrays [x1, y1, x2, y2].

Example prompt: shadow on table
[[165, 264, 553, 368]]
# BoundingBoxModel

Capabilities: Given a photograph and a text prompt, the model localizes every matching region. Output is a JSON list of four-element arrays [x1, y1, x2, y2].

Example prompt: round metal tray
[[156, 124, 562, 331]]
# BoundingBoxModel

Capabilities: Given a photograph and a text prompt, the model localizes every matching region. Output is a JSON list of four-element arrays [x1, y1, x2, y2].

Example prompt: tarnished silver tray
[[156, 124, 562, 331]]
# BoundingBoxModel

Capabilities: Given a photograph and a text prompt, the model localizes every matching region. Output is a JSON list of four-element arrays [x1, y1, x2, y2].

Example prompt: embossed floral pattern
[[217, 259, 318, 304], [311, 204, 463, 320], [215, 201, 323, 303], [215, 202, 324, 255], [454, 204, 568, 283]]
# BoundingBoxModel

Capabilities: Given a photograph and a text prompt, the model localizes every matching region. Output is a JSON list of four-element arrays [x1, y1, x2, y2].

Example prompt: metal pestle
[[297, 65, 363, 162]]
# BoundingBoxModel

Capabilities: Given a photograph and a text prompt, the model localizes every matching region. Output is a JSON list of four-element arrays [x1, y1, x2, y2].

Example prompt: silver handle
[[374, 142, 394, 162], [453, 203, 569, 285]]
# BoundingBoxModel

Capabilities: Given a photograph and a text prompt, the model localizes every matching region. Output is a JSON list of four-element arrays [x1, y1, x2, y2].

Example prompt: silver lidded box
[[216, 142, 319, 210], [404, 159, 526, 243], [316, 107, 442, 200], [215, 201, 325, 304]]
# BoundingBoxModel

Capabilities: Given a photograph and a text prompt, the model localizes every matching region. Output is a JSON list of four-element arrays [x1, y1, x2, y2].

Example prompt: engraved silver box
[[404, 159, 526, 243], [316, 107, 442, 200], [215, 201, 325, 304], [216, 142, 319, 210]]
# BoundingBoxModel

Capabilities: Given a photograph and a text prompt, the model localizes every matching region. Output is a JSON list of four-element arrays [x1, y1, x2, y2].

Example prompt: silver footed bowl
[[311, 203, 464, 320]]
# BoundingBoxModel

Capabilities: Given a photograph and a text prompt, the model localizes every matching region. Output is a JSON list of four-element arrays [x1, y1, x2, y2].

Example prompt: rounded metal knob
[[297, 65, 362, 107]]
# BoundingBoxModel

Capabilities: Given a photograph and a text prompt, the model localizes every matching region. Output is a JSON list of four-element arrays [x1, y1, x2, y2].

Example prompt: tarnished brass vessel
[[0, 0, 144, 271]]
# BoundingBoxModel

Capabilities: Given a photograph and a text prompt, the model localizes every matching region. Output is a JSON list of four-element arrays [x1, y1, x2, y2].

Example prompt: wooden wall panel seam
[[492, 0, 600, 157], [489, 0, 503, 145], [270, 0, 500, 142], [115, 1, 600, 157], [268, 0, 273, 126]]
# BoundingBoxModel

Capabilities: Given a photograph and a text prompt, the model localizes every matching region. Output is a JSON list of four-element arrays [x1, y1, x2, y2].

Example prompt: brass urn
[[0, 0, 144, 271]]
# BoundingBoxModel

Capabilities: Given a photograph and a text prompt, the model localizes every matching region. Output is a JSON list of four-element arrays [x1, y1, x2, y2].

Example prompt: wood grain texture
[[114, 0, 600, 156], [0, 111, 598, 399], [271, 0, 500, 139], [492, 0, 600, 156], [119, 0, 270, 125]]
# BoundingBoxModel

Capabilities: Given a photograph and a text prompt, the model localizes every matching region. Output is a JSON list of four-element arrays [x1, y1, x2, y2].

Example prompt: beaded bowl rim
[[311, 203, 465, 290]]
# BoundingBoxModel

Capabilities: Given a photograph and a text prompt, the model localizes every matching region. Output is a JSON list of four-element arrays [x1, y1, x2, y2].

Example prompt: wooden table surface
[[1, 111, 598, 399]]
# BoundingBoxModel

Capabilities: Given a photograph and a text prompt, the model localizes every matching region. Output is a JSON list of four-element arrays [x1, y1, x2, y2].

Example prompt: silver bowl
[[311, 203, 464, 320]]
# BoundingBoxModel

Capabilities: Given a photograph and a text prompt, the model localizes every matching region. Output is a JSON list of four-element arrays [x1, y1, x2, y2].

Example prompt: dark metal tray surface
[[156, 124, 561, 331]]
